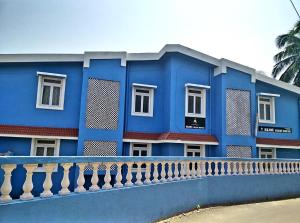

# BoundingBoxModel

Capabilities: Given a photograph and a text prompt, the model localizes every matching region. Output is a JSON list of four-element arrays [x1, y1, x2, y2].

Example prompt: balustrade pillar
[[41, 163, 56, 198], [220, 161, 225, 176], [174, 162, 180, 180], [167, 162, 173, 181], [232, 162, 237, 175], [74, 163, 87, 193], [207, 161, 212, 176], [160, 162, 167, 183], [180, 162, 186, 179], [59, 163, 73, 195], [125, 162, 134, 186], [89, 163, 100, 191], [20, 164, 37, 200], [0, 164, 16, 202], [186, 161, 191, 179], [144, 162, 151, 184], [114, 162, 123, 188], [152, 162, 160, 183], [135, 162, 143, 186]]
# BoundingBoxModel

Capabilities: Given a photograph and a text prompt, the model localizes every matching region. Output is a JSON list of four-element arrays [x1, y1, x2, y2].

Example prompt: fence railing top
[[0, 156, 300, 165]]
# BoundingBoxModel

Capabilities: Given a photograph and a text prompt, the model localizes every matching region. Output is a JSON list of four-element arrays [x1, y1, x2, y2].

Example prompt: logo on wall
[[258, 126, 292, 133], [185, 117, 205, 129]]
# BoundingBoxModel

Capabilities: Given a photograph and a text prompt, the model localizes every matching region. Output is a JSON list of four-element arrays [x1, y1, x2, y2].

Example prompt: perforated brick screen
[[226, 145, 252, 158], [226, 89, 251, 136], [86, 78, 120, 130]]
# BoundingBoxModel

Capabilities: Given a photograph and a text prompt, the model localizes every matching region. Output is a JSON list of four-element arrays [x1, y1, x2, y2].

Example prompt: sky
[[0, 0, 299, 75]]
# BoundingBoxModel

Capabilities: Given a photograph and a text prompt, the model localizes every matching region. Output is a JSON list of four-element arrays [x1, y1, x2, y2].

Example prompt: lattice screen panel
[[84, 140, 117, 170], [226, 89, 251, 136], [86, 78, 120, 130], [226, 146, 252, 158]]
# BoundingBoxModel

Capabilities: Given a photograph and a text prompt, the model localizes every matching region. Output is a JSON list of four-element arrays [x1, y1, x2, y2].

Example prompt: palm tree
[[272, 20, 300, 87]]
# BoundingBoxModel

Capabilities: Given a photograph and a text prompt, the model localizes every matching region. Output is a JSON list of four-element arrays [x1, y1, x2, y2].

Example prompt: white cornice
[[0, 54, 83, 63], [123, 138, 219, 145], [0, 133, 78, 140], [257, 144, 300, 149], [83, 51, 127, 68]]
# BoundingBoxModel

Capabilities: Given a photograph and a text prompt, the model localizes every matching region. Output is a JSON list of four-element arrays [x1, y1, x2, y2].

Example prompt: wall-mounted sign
[[258, 126, 292, 133], [185, 117, 205, 129]]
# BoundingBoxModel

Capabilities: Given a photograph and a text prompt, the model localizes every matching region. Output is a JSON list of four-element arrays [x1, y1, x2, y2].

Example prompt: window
[[259, 148, 276, 159], [36, 72, 66, 110], [30, 139, 60, 172], [131, 86, 154, 116], [31, 139, 60, 156], [185, 87, 206, 118], [130, 143, 151, 171], [258, 96, 275, 123], [184, 144, 205, 157]]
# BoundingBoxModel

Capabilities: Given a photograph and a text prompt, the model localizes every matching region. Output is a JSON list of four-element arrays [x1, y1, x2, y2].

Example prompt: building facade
[[0, 44, 300, 161]]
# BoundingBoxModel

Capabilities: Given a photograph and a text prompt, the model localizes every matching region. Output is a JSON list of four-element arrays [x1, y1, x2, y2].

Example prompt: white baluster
[[0, 164, 16, 202], [270, 162, 274, 174], [279, 162, 283, 174], [254, 162, 258, 175], [227, 162, 232, 175], [186, 161, 191, 179], [160, 162, 167, 183], [200, 161, 206, 177], [174, 162, 180, 180], [244, 162, 249, 175], [20, 164, 37, 200], [102, 162, 112, 189], [167, 162, 174, 181], [114, 162, 123, 188], [59, 163, 73, 195], [180, 162, 186, 179], [232, 162, 237, 175], [295, 162, 299, 173], [152, 162, 159, 183], [220, 161, 225, 176], [207, 161, 212, 176], [40, 163, 56, 198], [196, 161, 201, 177], [74, 163, 87, 193], [89, 163, 100, 191], [125, 162, 134, 186], [144, 162, 151, 184], [135, 162, 143, 186], [191, 161, 197, 178], [239, 162, 243, 175], [249, 162, 254, 175], [282, 162, 286, 174], [287, 162, 291, 173]]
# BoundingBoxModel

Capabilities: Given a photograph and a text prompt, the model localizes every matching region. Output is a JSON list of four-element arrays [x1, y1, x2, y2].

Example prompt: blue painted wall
[[256, 80, 300, 140], [77, 59, 126, 156], [2, 174, 300, 223], [0, 62, 83, 128]]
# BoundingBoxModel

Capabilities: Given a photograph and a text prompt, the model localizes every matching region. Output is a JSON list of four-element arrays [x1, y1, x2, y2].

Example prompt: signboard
[[185, 117, 205, 129], [258, 126, 292, 133]]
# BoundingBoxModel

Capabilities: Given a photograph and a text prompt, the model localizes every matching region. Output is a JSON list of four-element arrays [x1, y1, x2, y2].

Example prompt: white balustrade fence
[[0, 157, 300, 203]]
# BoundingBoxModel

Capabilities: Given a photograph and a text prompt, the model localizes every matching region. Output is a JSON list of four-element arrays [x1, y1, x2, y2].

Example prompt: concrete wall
[[1, 174, 300, 223]]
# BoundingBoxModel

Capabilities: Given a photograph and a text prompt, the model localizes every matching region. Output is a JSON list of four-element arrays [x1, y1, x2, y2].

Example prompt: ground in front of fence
[[157, 198, 300, 223]]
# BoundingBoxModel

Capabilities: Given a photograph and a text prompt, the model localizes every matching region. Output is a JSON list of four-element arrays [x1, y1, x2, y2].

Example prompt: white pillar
[[200, 161, 206, 177], [186, 161, 191, 179], [220, 161, 225, 176], [40, 163, 56, 198], [190, 162, 196, 178], [74, 163, 87, 193], [59, 163, 73, 195], [20, 164, 37, 200], [174, 162, 180, 180], [180, 162, 186, 180], [89, 163, 100, 191], [102, 162, 112, 189], [196, 161, 201, 177], [125, 162, 134, 186], [0, 164, 16, 202], [114, 162, 123, 188], [167, 162, 174, 181], [160, 162, 167, 183], [279, 162, 283, 174], [232, 162, 237, 176], [207, 161, 212, 176], [152, 162, 160, 184], [249, 162, 254, 175], [135, 162, 143, 186], [282, 162, 286, 174], [144, 162, 151, 184]]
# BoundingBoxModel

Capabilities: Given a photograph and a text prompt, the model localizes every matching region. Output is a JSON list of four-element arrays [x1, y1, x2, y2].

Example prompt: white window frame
[[30, 138, 60, 172], [258, 96, 275, 124], [184, 144, 205, 157], [130, 143, 152, 156], [185, 87, 206, 118], [131, 86, 154, 117], [36, 72, 66, 110], [259, 147, 276, 159]]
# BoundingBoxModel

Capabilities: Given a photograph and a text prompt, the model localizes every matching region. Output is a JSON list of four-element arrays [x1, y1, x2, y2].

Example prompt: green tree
[[272, 20, 300, 86]]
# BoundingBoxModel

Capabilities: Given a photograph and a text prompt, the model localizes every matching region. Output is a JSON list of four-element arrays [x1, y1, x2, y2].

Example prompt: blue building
[[0, 44, 299, 162]]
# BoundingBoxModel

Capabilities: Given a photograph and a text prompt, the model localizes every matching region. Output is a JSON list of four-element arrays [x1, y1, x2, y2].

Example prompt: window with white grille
[[185, 87, 206, 118], [131, 87, 154, 117], [184, 144, 205, 157], [31, 139, 60, 156], [259, 148, 276, 159], [258, 96, 275, 124], [36, 72, 66, 110]]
